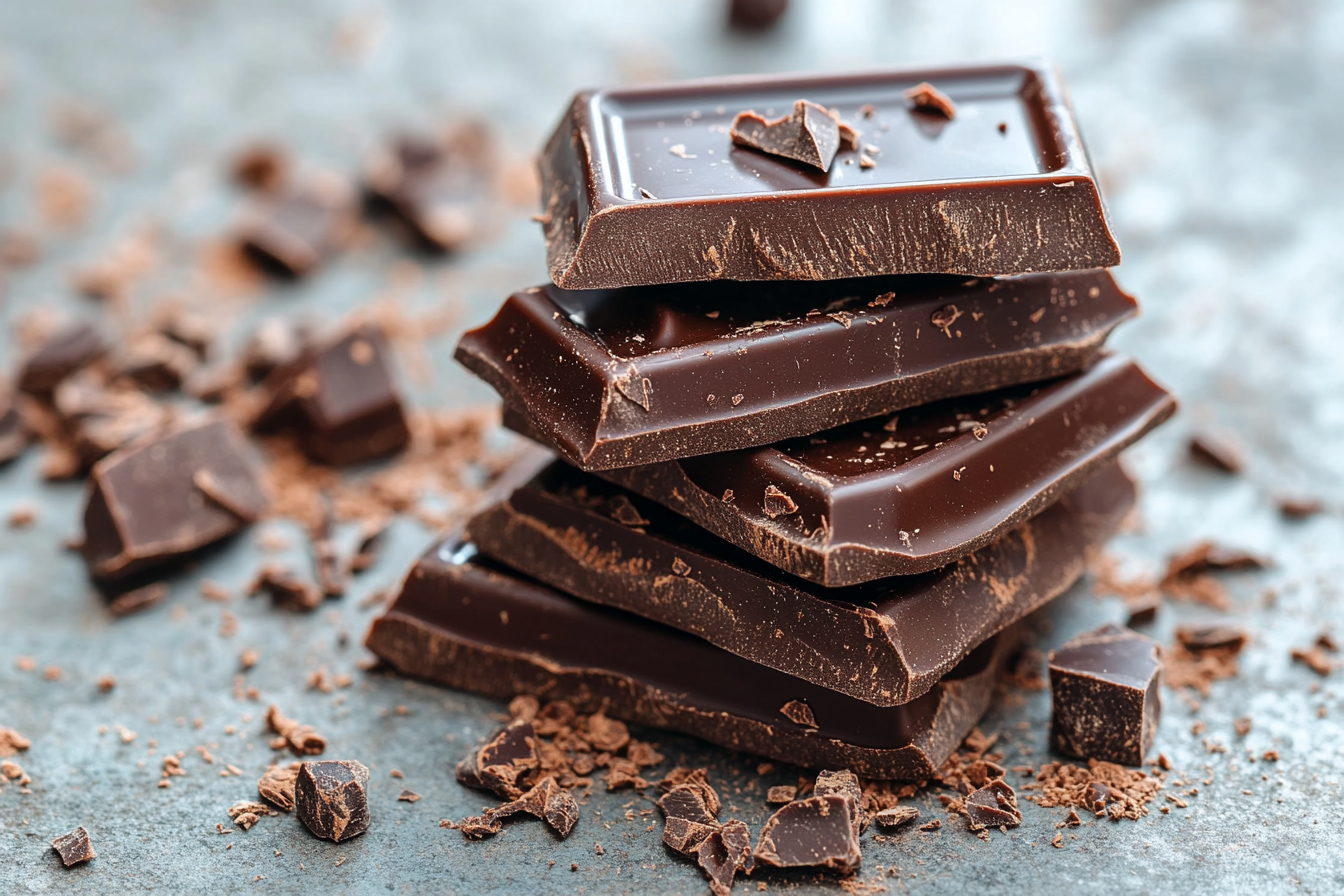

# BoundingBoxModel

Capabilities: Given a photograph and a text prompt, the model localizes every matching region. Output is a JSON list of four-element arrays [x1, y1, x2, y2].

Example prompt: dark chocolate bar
[[591, 353, 1173, 585], [467, 461, 1133, 705], [366, 541, 1015, 779], [539, 63, 1119, 289], [457, 270, 1136, 469]]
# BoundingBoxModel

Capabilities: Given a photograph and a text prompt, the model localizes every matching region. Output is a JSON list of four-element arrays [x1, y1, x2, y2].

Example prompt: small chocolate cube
[[253, 324, 411, 466], [51, 826, 96, 867], [295, 760, 371, 842], [1049, 623, 1162, 766], [81, 417, 268, 581]]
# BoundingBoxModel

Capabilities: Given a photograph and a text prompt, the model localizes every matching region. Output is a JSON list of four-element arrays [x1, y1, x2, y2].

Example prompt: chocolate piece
[[19, 321, 105, 395], [1174, 621, 1248, 652], [484, 775, 578, 838], [1163, 541, 1267, 580], [814, 769, 863, 836], [295, 760, 371, 842], [698, 820, 751, 896], [51, 826, 96, 867], [728, 0, 788, 29], [905, 82, 957, 119], [963, 779, 1021, 830], [873, 806, 919, 828], [0, 393, 28, 465], [1123, 590, 1162, 627], [265, 704, 327, 755], [1277, 495, 1324, 518], [1049, 624, 1161, 766], [251, 567, 324, 612], [594, 354, 1172, 585], [753, 795, 861, 873], [1084, 781, 1112, 812], [665, 816, 719, 855], [469, 461, 1131, 704], [363, 125, 493, 252], [243, 317, 316, 381], [110, 334, 196, 392], [457, 270, 1136, 470], [238, 181, 352, 278], [456, 719, 540, 799], [730, 101, 841, 171], [231, 144, 288, 192], [107, 581, 169, 617], [660, 784, 719, 828], [538, 63, 1119, 289], [81, 418, 268, 581], [367, 541, 1015, 778], [258, 762, 301, 811], [253, 324, 410, 466], [767, 785, 797, 804], [1188, 432, 1243, 473]]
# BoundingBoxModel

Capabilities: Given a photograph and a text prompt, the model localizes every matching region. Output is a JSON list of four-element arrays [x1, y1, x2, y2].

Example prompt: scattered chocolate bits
[[265, 704, 326, 756], [904, 82, 957, 119], [295, 760, 371, 842], [1026, 760, 1162, 821], [228, 800, 274, 830], [1049, 624, 1161, 766], [730, 100, 844, 171], [253, 324, 411, 466], [51, 826, 96, 867]]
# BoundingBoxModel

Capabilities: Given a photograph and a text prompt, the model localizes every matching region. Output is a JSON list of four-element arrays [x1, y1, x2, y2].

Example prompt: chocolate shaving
[[779, 699, 816, 728], [730, 100, 842, 171], [265, 704, 326, 756]]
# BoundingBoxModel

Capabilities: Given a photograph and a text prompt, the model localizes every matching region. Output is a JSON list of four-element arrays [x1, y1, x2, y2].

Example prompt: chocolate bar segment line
[[458, 270, 1137, 470], [466, 461, 1134, 706], [539, 62, 1119, 289], [599, 353, 1175, 586], [365, 542, 1015, 779]]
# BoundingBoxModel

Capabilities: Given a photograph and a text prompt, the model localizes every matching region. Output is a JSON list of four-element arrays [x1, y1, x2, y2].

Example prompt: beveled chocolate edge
[[598, 355, 1175, 586], [364, 550, 1015, 778], [465, 462, 1133, 706], [540, 62, 1120, 289], [458, 270, 1137, 470]]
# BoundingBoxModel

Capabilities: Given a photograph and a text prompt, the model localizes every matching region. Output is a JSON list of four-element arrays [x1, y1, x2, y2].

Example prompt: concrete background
[[2, 0, 1343, 893]]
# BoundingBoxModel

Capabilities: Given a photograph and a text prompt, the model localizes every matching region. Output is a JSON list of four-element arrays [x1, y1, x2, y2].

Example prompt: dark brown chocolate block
[[50, 826, 96, 867], [1049, 624, 1161, 766], [366, 540, 1015, 778], [82, 417, 268, 581], [458, 270, 1136, 470], [18, 321, 105, 396], [467, 461, 1133, 706], [253, 324, 411, 466], [595, 353, 1174, 586], [295, 760, 371, 842], [538, 62, 1119, 289]]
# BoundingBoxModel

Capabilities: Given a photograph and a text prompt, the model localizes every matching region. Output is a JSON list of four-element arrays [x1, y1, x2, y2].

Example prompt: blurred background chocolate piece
[[242, 317, 318, 382], [230, 143, 289, 193], [237, 180, 353, 278], [18, 321, 105, 396], [0, 391, 28, 465], [728, 0, 788, 30], [1188, 431, 1244, 473], [253, 324, 411, 466], [81, 417, 268, 581]]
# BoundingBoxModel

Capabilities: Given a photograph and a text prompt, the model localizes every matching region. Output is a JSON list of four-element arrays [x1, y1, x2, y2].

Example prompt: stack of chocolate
[[368, 63, 1175, 780]]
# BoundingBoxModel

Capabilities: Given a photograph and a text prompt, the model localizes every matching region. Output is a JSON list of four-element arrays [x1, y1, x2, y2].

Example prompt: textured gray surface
[[2, 0, 1344, 893]]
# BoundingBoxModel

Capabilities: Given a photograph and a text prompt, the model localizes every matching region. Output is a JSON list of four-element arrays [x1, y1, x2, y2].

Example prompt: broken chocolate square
[[238, 181, 353, 278], [1049, 624, 1161, 766], [963, 779, 1021, 830], [697, 819, 751, 896], [81, 417, 268, 581], [295, 760, 371, 842], [456, 719, 539, 799], [253, 324, 411, 466], [19, 321, 105, 396], [730, 100, 841, 171], [51, 826, 96, 867], [752, 794, 860, 873]]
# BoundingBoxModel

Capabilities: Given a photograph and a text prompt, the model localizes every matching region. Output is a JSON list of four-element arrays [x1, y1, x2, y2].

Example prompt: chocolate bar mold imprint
[[597, 353, 1175, 586], [465, 461, 1134, 706], [539, 61, 1120, 289], [458, 269, 1137, 470], [365, 540, 1018, 779]]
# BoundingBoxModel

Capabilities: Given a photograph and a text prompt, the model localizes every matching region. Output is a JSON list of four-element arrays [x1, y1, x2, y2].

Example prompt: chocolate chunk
[[905, 81, 957, 119], [295, 760, 370, 842], [594, 355, 1172, 585], [363, 125, 494, 252], [238, 181, 352, 278], [660, 767, 722, 818], [459, 270, 1136, 470], [81, 418, 268, 581], [0, 394, 29, 466], [1188, 432, 1244, 473], [540, 778, 580, 837], [767, 785, 797, 804], [659, 784, 719, 828], [664, 816, 720, 855], [1049, 624, 1162, 766], [1175, 621, 1249, 652], [258, 762, 302, 811], [457, 719, 539, 799], [250, 567, 324, 612], [873, 806, 920, 828], [51, 826, 96, 867], [231, 143, 288, 192], [110, 334, 196, 392], [728, 0, 788, 29], [106, 581, 169, 617], [253, 324, 411, 466], [265, 704, 327, 756], [19, 321, 105, 396], [752, 795, 861, 873], [538, 63, 1119, 289], [730, 100, 841, 171], [366, 541, 1017, 779], [963, 779, 1021, 830], [698, 819, 752, 896], [813, 769, 863, 836]]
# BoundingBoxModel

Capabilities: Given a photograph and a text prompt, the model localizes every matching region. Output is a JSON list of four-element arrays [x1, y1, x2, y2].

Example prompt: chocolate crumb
[[398, 789, 421, 802], [265, 705, 326, 755], [107, 582, 169, 617], [1276, 495, 1324, 518], [51, 826, 96, 867], [904, 82, 956, 119], [729, 100, 843, 172], [762, 485, 798, 518], [228, 800, 274, 831]]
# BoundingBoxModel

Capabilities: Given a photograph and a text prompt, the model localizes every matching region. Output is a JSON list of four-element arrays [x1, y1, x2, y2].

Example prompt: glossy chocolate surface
[[598, 353, 1174, 585], [459, 270, 1136, 470], [365, 541, 1013, 778], [539, 63, 1119, 288], [467, 461, 1133, 705]]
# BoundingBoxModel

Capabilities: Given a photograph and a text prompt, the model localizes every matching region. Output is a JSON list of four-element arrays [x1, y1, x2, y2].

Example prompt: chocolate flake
[[904, 82, 957, 119], [107, 581, 169, 617], [814, 769, 863, 837], [762, 485, 798, 518], [295, 760, 371, 842], [457, 719, 539, 799], [251, 567, 324, 612], [873, 806, 919, 828], [1175, 621, 1248, 652], [265, 704, 327, 756], [51, 826, 96, 867], [779, 699, 816, 728], [19, 321, 105, 396], [258, 762, 302, 811], [730, 100, 842, 172], [228, 800, 274, 831], [697, 819, 752, 896], [767, 785, 797, 804]]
